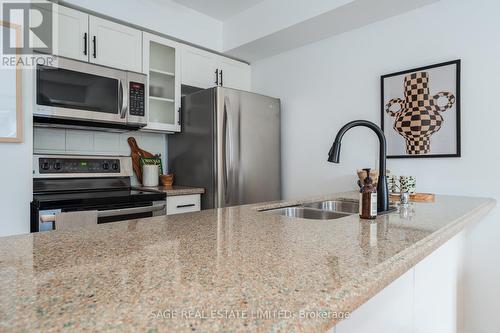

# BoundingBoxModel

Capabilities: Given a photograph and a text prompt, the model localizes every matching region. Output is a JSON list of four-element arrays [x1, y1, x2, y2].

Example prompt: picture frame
[[381, 60, 461, 158], [0, 20, 23, 143]]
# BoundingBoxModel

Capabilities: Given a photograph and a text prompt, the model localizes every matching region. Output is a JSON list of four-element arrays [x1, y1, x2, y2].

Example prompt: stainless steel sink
[[260, 198, 395, 220], [302, 200, 359, 214], [263, 206, 351, 220]]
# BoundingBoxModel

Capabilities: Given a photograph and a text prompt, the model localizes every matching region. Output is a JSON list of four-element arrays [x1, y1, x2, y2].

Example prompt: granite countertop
[[0, 192, 495, 332], [134, 185, 205, 196]]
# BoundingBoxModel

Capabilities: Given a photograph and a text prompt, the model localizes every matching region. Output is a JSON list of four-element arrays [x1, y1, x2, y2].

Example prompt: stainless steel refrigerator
[[168, 87, 281, 209]]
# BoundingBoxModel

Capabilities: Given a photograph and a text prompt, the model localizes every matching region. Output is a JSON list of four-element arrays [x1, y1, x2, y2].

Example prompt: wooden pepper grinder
[[359, 168, 377, 219]]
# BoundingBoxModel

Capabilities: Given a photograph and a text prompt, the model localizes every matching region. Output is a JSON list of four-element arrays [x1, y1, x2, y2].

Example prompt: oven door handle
[[97, 204, 166, 218], [40, 204, 166, 222], [40, 214, 57, 223]]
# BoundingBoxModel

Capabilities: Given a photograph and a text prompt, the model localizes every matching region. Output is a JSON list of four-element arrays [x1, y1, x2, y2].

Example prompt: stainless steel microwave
[[34, 57, 147, 131]]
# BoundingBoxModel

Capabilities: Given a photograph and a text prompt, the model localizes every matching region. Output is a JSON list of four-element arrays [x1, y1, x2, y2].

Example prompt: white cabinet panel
[[181, 45, 218, 89], [335, 268, 415, 333], [89, 16, 142, 72], [219, 56, 251, 91], [167, 194, 201, 215], [334, 233, 465, 333], [414, 232, 464, 333], [30, 4, 88, 62], [54, 5, 89, 62]]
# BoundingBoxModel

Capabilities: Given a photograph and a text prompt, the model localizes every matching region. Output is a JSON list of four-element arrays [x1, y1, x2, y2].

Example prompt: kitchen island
[[0, 192, 495, 332]]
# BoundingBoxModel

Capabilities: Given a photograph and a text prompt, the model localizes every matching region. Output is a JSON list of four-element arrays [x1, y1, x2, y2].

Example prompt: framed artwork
[[0, 21, 22, 143], [381, 60, 461, 158]]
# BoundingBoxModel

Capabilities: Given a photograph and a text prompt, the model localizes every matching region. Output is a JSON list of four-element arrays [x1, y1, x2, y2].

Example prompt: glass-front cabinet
[[142, 32, 181, 132]]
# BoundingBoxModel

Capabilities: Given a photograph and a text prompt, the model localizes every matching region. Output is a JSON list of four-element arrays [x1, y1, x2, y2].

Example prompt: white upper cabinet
[[88, 16, 142, 73], [181, 45, 218, 89], [53, 6, 89, 62], [142, 33, 181, 133], [218, 56, 251, 91]]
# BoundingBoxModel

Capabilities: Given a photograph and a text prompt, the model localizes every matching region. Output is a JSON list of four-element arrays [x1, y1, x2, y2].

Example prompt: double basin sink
[[261, 199, 359, 220]]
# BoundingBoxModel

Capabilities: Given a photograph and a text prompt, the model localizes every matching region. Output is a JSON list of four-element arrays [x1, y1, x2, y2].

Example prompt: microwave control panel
[[129, 82, 145, 116]]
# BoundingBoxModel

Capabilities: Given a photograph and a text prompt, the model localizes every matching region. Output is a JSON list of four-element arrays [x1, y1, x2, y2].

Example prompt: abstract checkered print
[[385, 71, 455, 155]]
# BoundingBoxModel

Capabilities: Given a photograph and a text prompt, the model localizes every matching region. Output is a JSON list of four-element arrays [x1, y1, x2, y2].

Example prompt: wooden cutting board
[[390, 192, 435, 202], [128, 137, 157, 183]]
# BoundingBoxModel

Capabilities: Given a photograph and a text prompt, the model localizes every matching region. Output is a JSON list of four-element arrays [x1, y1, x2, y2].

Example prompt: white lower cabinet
[[413, 232, 464, 333], [334, 232, 464, 333], [166, 194, 201, 215], [333, 269, 414, 333]]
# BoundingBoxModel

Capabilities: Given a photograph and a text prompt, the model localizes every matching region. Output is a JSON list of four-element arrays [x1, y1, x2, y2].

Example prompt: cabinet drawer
[[167, 194, 201, 215]]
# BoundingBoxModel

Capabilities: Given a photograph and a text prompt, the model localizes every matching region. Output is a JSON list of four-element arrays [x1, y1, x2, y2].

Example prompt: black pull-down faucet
[[328, 120, 390, 213]]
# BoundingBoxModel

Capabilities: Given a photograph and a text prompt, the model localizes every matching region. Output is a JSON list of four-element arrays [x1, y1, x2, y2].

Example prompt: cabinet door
[[89, 16, 142, 72], [56, 6, 89, 61], [31, 5, 89, 61], [181, 45, 218, 89], [218, 57, 251, 91], [142, 33, 181, 133]]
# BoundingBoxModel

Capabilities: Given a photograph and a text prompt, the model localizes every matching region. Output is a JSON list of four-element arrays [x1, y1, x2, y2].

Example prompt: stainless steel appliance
[[31, 155, 166, 232], [34, 57, 147, 131], [169, 87, 281, 209]]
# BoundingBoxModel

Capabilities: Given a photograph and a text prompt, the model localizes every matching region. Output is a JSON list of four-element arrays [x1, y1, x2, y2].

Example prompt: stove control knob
[[53, 162, 62, 171], [102, 162, 110, 170], [41, 162, 50, 171], [111, 162, 119, 171]]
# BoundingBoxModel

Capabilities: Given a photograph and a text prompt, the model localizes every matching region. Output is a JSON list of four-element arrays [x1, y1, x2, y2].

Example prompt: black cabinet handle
[[177, 204, 195, 208], [92, 36, 97, 58], [177, 107, 181, 126], [215, 69, 219, 86], [219, 70, 223, 86], [83, 33, 87, 56]]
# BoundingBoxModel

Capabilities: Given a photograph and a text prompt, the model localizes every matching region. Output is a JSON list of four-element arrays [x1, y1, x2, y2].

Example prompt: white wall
[[252, 0, 500, 331], [0, 70, 33, 237], [223, 0, 352, 50], [62, 0, 223, 51]]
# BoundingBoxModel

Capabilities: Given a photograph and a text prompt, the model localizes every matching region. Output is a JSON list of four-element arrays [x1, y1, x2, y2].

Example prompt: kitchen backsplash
[[34, 128, 168, 183]]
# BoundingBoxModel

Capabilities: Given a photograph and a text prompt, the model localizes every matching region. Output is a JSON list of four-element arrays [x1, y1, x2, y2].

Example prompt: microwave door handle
[[97, 204, 166, 217], [119, 79, 127, 119]]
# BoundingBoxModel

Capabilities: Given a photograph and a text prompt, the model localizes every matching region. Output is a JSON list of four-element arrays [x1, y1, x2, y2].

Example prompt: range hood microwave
[[34, 57, 147, 132]]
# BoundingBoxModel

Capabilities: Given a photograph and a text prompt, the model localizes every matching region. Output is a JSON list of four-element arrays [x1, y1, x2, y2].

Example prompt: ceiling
[[172, 0, 265, 20]]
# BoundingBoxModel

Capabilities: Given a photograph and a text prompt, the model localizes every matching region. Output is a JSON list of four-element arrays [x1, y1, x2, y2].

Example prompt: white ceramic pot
[[142, 165, 159, 187]]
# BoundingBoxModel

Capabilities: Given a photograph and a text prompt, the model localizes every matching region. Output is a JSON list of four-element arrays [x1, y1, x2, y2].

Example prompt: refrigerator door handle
[[222, 98, 229, 204]]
